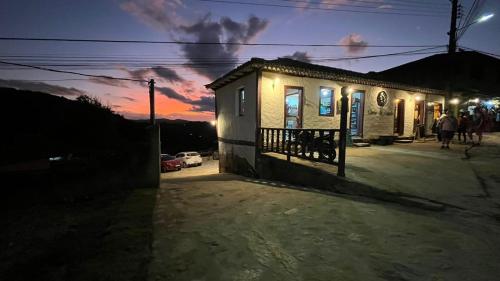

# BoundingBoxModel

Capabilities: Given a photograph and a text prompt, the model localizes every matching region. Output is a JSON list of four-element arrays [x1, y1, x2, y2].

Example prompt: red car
[[161, 154, 182, 172]]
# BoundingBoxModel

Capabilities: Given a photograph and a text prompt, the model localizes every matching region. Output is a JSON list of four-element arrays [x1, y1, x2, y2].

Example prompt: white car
[[175, 151, 202, 167]]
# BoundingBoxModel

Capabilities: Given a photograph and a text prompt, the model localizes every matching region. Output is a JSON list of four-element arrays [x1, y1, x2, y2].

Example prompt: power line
[[0, 78, 91, 82], [459, 46, 500, 58], [0, 37, 445, 48], [195, 0, 448, 16], [0, 47, 446, 72], [0, 60, 148, 82], [274, 0, 449, 12], [314, 0, 449, 8]]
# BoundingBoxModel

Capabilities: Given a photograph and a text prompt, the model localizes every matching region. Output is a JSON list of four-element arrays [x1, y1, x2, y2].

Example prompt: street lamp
[[457, 13, 494, 31], [478, 13, 494, 23]]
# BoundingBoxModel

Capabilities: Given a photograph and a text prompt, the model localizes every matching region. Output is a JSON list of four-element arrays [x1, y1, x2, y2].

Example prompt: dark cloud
[[89, 77, 129, 88], [180, 15, 268, 80], [124, 68, 151, 81], [189, 95, 215, 112], [151, 66, 184, 82], [0, 79, 85, 96], [122, 67, 183, 83], [120, 96, 137, 102], [339, 33, 369, 54], [122, 1, 268, 81], [157, 86, 214, 112], [282, 51, 312, 63], [157, 86, 190, 102]]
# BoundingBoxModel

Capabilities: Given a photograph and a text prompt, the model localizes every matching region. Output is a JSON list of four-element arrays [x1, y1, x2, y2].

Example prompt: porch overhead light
[[450, 98, 460, 105]]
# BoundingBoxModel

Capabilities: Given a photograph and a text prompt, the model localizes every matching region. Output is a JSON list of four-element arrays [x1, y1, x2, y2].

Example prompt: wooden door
[[394, 99, 405, 135]]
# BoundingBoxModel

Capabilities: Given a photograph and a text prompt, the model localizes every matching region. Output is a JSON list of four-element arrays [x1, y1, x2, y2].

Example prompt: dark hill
[[133, 118, 217, 155], [0, 87, 146, 165]]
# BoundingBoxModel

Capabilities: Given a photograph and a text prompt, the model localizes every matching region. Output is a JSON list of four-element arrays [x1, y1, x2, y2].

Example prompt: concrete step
[[394, 139, 414, 144], [353, 142, 371, 147]]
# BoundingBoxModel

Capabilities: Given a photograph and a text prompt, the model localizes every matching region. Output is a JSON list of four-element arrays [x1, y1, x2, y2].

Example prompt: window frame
[[237, 87, 246, 116], [318, 86, 334, 117]]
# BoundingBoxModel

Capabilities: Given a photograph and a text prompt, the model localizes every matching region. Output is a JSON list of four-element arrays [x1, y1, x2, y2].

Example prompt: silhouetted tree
[[75, 95, 112, 113]]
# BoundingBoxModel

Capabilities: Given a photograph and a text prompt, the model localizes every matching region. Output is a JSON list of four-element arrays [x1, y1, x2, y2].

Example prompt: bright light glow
[[415, 96, 421, 101], [486, 100, 494, 106], [478, 13, 494, 23], [427, 102, 434, 106], [210, 120, 217, 126], [450, 98, 460, 105], [472, 98, 480, 103], [394, 98, 400, 103], [347, 87, 354, 94]]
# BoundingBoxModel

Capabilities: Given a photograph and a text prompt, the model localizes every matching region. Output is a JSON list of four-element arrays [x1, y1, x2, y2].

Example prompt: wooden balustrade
[[259, 128, 340, 166]]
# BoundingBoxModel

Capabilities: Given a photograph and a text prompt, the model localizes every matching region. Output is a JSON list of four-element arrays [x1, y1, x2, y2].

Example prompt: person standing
[[472, 106, 485, 145], [438, 109, 456, 149], [457, 112, 469, 144]]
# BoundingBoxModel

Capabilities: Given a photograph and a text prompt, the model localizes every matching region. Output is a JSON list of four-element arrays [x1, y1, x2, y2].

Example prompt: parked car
[[175, 151, 202, 167], [161, 154, 182, 172]]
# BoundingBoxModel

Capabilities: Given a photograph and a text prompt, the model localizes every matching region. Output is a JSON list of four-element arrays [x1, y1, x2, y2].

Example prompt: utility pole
[[148, 79, 155, 125], [448, 0, 458, 54]]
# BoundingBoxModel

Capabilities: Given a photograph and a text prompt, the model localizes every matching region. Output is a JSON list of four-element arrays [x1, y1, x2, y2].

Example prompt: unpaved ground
[[346, 133, 500, 216], [149, 161, 500, 281]]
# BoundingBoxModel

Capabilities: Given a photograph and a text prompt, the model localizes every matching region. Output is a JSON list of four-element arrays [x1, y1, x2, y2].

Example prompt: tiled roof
[[206, 57, 444, 95]]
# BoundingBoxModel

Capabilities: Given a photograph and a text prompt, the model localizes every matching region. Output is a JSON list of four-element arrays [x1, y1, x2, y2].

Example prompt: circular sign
[[376, 91, 388, 107]]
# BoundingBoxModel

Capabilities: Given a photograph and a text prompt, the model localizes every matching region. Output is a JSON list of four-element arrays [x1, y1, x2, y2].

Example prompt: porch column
[[338, 87, 349, 177]]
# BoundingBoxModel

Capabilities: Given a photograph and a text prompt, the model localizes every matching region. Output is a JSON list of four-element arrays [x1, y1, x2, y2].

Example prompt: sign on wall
[[376, 91, 388, 107]]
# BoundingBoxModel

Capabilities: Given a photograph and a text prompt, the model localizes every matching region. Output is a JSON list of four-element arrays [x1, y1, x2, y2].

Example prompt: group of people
[[434, 105, 489, 149]]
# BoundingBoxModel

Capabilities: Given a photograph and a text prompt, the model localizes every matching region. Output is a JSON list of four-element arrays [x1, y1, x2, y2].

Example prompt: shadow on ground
[[1, 171, 157, 281]]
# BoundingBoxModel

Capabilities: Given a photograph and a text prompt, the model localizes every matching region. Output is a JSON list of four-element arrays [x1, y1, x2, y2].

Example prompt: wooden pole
[[148, 79, 155, 125], [338, 87, 349, 177], [448, 0, 458, 54]]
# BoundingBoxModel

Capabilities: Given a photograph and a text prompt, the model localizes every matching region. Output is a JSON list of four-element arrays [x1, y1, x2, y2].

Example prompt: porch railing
[[257, 87, 349, 177], [259, 128, 341, 165]]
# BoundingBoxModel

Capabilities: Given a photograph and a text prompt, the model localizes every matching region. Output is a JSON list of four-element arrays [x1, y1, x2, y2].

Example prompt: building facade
[[207, 58, 445, 175]]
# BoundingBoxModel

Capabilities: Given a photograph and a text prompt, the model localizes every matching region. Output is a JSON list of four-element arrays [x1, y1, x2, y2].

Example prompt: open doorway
[[394, 99, 405, 135], [350, 91, 365, 136], [414, 100, 425, 137]]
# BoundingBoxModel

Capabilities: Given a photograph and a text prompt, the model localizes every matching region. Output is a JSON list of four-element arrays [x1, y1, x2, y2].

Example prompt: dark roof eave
[[206, 58, 445, 95]]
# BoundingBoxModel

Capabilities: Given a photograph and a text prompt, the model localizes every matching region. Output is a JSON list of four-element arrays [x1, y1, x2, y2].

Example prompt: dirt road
[[149, 160, 500, 281]]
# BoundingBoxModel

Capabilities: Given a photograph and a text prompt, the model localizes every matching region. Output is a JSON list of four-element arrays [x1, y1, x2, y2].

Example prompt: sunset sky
[[1, 0, 499, 121]]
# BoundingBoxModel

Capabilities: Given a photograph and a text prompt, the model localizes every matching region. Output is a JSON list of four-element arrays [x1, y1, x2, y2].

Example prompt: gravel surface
[[149, 160, 500, 281]]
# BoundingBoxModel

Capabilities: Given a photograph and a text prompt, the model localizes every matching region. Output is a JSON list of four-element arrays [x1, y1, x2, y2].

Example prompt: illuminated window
[[238, 88, 245, 116], [319, 87, 334, 116]]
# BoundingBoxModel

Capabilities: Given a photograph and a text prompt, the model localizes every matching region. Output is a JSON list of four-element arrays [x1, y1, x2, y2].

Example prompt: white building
[[206, 58, 445, 176]]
